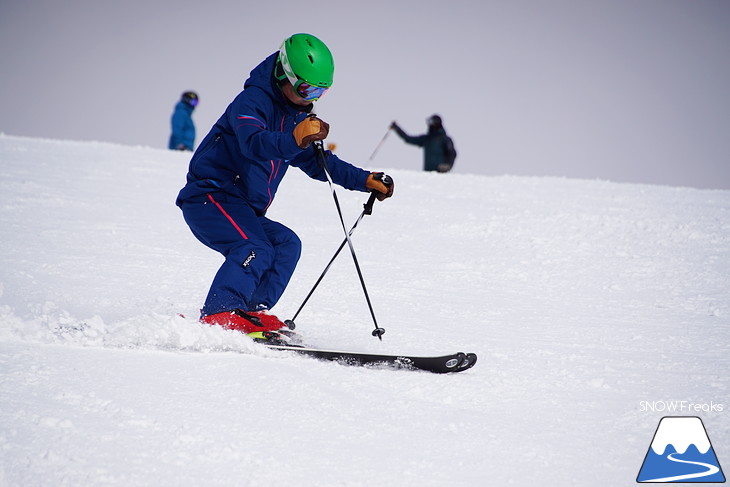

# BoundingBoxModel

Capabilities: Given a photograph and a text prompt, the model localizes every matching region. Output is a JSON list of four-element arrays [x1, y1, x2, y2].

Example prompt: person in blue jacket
[[168, 91, 198, 151], [176, 34, 394, 342]]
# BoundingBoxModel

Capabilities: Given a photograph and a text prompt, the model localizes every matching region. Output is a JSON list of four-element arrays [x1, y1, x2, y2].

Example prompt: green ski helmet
[[276, 33, 334, 102]]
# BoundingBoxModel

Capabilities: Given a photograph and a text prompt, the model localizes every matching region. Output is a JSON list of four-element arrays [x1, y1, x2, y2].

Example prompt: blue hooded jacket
[[176, 52, 370, 215], [168, 101, 196, 150]]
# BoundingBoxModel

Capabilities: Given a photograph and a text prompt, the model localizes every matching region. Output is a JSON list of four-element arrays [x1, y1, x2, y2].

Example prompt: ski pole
[[368, 126, 391, 161], [309, 141, 386, 340], [287, 191, 378, 326]]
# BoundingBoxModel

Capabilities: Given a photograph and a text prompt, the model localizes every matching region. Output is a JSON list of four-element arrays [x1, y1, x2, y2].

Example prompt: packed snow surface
[[1, 134, 728, 486]]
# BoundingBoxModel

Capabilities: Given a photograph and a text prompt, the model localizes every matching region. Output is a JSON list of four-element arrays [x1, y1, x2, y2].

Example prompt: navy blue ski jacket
[[176, 52, 370, 215]]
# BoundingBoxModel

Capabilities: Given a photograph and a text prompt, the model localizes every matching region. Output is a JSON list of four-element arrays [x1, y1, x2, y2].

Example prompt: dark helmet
[[428, 114, 442, 128], [181, 91, 199, 107]]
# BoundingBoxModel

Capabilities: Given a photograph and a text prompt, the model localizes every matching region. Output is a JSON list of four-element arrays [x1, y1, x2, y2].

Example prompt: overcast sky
[[1, 0, 729, 189]]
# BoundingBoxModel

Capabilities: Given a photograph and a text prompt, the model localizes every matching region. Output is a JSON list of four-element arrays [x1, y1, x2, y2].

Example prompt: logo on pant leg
[[242, 250, 256, 268]]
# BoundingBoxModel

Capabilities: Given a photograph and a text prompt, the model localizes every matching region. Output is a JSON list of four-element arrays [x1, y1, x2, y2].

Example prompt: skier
[[391, 115, 456, 172], [175, 34, 394, 342], [168, 91, 198, 151]]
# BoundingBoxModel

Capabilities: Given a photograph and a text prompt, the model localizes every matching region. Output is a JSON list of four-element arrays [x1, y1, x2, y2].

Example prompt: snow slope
[[1, 134, 728, 486]]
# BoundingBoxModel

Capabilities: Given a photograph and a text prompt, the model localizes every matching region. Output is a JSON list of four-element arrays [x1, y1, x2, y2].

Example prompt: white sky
[[1, 0, 729, 189]]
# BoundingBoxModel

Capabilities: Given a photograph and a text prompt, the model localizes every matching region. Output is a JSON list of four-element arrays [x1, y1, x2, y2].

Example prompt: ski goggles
[[293, 79, 329, 102], [189, 98, 199, 107]]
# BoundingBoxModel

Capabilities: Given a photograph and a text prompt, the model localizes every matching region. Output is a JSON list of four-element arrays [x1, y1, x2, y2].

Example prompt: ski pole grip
[[363, 191, 377, 215]]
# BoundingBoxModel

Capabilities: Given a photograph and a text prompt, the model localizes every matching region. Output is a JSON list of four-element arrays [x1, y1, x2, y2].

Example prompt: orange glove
[[366, 172, 394, 201], [293, 116, 330, 149]]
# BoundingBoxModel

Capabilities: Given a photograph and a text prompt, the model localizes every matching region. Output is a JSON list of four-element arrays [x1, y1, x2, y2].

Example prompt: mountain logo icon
[[637, 416, 725, 483]]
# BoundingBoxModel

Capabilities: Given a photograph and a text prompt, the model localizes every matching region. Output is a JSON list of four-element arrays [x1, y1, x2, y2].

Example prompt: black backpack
[[443, 136, 457, 168]]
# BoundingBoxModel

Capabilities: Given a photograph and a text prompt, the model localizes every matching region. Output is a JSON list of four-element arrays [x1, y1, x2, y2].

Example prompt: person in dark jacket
[[168, 91, 198, 151], [391, 115, 456, 172], [176, 34, 394, 341]]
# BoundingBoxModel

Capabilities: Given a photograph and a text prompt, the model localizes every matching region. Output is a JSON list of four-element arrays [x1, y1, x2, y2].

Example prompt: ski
[[261, 343, 477, 374]]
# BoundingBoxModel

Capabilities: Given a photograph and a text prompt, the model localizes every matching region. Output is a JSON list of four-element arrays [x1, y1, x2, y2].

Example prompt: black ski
[[262, 344, 477, 374]]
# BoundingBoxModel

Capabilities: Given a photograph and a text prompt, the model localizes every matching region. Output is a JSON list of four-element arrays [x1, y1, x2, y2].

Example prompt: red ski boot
[[201, 308, 286, 334]]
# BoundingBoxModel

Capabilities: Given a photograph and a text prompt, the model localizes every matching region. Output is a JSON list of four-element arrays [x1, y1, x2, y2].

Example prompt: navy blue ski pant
[[180, 193, 301, 316]]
